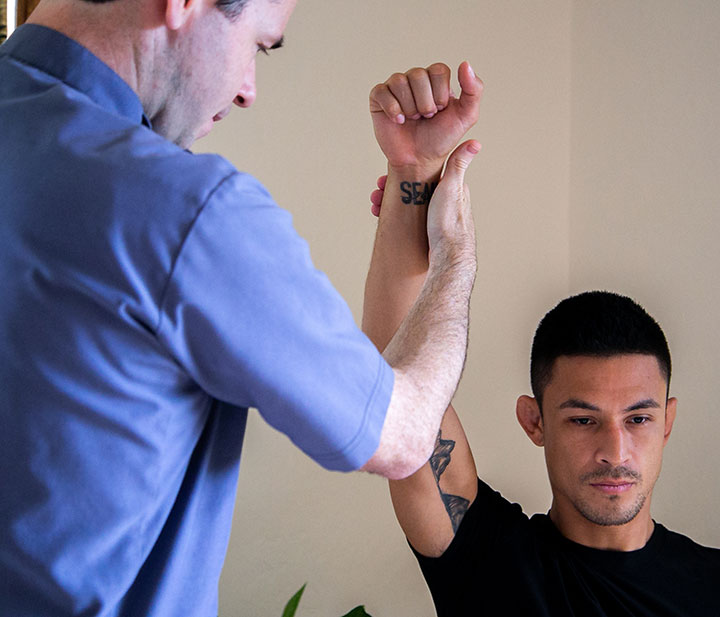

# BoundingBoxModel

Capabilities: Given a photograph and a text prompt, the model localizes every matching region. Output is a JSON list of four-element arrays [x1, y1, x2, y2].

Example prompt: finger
[[371, 202, 381, 217], [369, 83, 406, 124], [386, 72, 420, 120], [442, 139, 481, 186], [377, 175, 387, 190], [370, 188, 384, 208], [427, 63, 451, 111], [406, 67, 437, 119], [457, 61, 484, 125]]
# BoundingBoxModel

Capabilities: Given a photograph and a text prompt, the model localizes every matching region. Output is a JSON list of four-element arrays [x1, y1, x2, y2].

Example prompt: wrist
[[386, 165, 442, 210], [387, 161, 444, 181]]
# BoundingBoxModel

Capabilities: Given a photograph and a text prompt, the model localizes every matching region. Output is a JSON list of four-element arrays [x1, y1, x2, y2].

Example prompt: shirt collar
[[1, 24, 152, 128]]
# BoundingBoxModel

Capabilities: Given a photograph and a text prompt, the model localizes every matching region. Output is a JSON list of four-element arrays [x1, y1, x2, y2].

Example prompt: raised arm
[[362, 63, 480, 557]]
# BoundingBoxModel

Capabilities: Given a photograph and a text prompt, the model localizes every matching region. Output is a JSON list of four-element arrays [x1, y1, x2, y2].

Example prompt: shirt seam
[[154, 170, 239, 335]]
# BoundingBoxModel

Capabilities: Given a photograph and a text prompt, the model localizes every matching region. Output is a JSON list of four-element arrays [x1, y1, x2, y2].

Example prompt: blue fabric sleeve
[[157, 172, 393, 471]]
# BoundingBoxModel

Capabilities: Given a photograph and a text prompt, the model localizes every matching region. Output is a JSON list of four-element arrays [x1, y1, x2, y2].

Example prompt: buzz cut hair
[[530, 291, 672, 405]]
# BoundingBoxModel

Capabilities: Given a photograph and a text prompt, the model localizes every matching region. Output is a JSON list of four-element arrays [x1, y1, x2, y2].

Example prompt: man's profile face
[[157, 0, 297, 147], [537, 354, 676, 530]]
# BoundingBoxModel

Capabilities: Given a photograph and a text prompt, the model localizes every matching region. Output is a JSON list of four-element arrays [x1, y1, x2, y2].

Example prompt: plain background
[[195, 1, 720, 615]]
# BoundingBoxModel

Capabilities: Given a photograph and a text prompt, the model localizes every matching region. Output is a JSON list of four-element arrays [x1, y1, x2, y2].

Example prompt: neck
[[26, 0, 167, 113], [548, 499, 655, 551]]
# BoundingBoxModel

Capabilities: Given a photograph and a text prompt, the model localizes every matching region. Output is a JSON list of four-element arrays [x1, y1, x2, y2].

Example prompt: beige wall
[[196, 0, 718, 614], [569, 0, 720, 547]]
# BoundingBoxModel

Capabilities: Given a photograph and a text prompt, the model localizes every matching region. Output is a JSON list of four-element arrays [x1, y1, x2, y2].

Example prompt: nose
[[234, 62, 257, 108], [596, 422, 630, 467]]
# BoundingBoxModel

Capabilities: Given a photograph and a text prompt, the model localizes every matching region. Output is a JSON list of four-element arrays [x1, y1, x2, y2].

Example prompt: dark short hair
[[80, 0, 250, 20], [530, 291, 671, 404]]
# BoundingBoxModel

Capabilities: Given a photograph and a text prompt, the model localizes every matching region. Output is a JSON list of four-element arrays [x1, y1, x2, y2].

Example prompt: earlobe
[[516, 395, 544, 447], [165, 0, 197, 31]]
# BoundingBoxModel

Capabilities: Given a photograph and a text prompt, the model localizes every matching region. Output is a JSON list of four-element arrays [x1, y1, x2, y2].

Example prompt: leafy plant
[[282, 584, 373, 617]]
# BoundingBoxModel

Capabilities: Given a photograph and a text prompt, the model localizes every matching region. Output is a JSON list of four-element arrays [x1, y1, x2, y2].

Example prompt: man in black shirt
[[364, 67, 720, 616]]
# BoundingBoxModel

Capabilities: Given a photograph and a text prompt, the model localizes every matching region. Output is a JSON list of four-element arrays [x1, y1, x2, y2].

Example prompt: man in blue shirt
[[0, 0, 484, 614]]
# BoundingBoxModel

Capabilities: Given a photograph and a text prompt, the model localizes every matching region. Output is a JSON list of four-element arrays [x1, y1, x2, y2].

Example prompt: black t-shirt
[[414, 478, 720, 616]]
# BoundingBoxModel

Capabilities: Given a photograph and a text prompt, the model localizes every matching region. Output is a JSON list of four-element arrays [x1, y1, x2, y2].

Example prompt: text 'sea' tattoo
[[429, 430, 470, 533], [400, 181, 438, 205]]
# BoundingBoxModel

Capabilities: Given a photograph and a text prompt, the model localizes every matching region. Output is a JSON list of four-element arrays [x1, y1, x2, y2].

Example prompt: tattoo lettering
[[400, 181, 438, 205], [429, 430, 470, 534]]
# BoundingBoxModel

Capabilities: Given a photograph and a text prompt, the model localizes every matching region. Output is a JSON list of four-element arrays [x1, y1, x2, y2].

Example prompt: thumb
[[442, 140, 481, 185], [457, 61, 483, 124]]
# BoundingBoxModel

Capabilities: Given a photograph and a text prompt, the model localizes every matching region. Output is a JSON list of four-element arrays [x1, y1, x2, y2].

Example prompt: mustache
[[581, 466, 641, 482]]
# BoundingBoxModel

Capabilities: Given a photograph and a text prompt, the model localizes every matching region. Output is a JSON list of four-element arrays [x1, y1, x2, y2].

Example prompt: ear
[[663, 397, 677, 446], [165, 0, 201, 31], [516, 395, 545, 447]]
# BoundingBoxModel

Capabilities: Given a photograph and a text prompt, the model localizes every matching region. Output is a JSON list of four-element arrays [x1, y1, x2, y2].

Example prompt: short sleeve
[[412, 478, 531, 614], [157, 172, 393, 471]]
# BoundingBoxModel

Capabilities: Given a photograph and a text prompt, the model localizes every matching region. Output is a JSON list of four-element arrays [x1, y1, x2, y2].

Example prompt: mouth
[[213, 107, 231, 123], [589, 481, 635, 495]]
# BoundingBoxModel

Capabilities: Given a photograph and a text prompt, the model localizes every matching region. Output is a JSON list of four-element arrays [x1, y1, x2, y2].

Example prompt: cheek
[[638, 436, 666, 474], [544, 439, 578, 479], [544, 431, 597, 480]]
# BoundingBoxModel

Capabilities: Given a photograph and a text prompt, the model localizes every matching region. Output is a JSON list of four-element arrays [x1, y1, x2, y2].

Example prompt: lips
[[590, 481, 635, 494], [213, 107, 231, 122]]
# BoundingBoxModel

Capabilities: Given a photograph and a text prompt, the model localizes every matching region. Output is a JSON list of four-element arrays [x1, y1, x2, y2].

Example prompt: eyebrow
[[625, 398, 662, 411], [559, 399, 600, 412], [558, 398, 662, 412]]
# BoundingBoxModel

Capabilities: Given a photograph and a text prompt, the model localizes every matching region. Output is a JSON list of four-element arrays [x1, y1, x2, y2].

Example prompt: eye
[[258, 36, 285, 56], [628, 416, 650, 425], [257, 37, 284, 56], [571, 417, 594, 426]]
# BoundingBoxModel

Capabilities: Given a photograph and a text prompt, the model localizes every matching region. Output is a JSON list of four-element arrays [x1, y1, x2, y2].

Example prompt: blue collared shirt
[[0, 25, 392, 616]]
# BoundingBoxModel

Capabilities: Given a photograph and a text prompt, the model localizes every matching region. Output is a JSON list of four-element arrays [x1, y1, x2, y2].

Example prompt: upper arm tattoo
[[429, 430, 470, 533]]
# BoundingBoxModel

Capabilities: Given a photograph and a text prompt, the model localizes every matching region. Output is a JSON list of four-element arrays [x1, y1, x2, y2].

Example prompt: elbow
[[362, 369, 441, 479], [361, 437, 434, 480]]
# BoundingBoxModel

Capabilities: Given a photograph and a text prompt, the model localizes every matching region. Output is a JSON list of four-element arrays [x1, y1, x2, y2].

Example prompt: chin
[[576, 493, 648, 527]]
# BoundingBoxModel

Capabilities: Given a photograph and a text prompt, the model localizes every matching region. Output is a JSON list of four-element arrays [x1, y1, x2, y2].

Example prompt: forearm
[[362, 221, 476, 479], [362, 164, 440, 351], [362, 61, 481, 479], [363, 166, 478, 551]]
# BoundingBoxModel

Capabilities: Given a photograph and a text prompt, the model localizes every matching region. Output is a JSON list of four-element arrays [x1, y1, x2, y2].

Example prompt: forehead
[[544, 354, 666, 403]]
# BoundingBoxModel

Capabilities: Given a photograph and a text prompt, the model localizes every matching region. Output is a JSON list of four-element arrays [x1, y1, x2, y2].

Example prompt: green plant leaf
[[282, 584, 307, 617], [340, 606, 372, 617]]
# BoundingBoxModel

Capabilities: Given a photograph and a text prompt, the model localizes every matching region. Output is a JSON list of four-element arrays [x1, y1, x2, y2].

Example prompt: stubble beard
[[573, 466, 648, 527], [149, 50, 201, 149]]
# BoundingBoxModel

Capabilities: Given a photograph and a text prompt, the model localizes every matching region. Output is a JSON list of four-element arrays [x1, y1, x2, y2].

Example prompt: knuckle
[[427, 62, 450, 77], [386, 100, 402, 116], [369, 83, 386, 101], [417, 100, 436, 115], [451, 157, 469, 172], [406, 67, 426, 81], [387, 72, 407, 88]]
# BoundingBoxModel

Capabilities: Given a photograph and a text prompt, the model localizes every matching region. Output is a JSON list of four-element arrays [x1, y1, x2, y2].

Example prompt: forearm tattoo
[[400, 181, 438, 205], [429, 430, 470, 533]]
